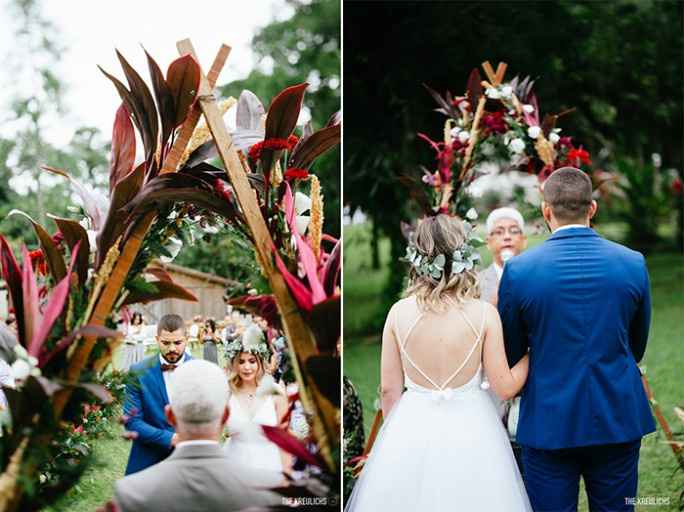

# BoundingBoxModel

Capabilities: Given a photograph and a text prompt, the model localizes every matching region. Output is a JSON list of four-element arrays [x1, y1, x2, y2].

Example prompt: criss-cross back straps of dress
[[394, 301, 487, 391]]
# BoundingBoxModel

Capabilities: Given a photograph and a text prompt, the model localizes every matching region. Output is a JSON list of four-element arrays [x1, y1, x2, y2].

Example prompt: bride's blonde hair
[[405, 214, 480, 313]]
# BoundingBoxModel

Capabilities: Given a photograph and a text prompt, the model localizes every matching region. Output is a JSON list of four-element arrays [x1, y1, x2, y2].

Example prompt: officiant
[[479, 206, 527, 471]]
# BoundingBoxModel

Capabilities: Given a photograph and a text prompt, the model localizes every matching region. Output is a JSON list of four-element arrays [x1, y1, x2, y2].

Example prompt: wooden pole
[[177, 39, 337, 471], [52, 46, 230, 418]]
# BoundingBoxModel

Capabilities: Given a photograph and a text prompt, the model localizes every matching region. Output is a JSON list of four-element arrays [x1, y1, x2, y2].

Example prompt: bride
[[346, 214, 532, 511], [223, 325, 291, 481]]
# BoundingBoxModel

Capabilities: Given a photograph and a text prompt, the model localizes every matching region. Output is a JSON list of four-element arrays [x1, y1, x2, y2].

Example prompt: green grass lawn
[[343, 221, 684, 511]]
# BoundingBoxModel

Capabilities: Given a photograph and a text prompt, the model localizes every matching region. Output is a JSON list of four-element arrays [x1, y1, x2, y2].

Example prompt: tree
[[344, 0, 683, 306]]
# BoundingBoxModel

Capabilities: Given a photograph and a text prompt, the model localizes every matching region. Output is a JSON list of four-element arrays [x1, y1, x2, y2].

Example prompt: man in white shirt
[[114, 360, 280, 511], [123, 314, 192, 475]]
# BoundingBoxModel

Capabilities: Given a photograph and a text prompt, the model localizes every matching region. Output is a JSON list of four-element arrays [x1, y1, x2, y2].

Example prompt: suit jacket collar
[[151, 351, 193, 405], [167, 442, 226, 461], [546, 226, 598, 242]]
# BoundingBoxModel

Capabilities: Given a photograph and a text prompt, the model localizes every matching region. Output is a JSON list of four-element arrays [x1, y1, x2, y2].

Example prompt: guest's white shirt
[[553, 224, 587, 233], [494, 262, 504, 281], [176, 439, 219, 448], [159, 354, 186, 401]]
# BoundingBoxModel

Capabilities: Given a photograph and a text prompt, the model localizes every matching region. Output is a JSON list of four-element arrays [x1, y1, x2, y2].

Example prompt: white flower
[[295, 215, 310, 235], [11, 360, 30, 381], [527, 126, 541, 139], [458, 131, 470, 144], [549, 133, 560, 144], [13, 345, 28, 360], [465, 208, 479, 221], [160, 237, 183, 263], [509, 138, 526, 154], [87, 230, 98, 253], [508, 109, 516, 116], [501, 85, 513, 98], [485, 87, 501, 100], [294, 192, 312, 215], [242, 325, 264, 351], [651, 153, 662, 168], [522, 104, 535, 114], [450, 127, 461, 139]]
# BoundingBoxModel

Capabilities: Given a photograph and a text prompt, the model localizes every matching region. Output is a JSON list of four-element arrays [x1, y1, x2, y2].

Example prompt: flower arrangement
[[224, 324, 271, 362], [417, 61, 593, 217]]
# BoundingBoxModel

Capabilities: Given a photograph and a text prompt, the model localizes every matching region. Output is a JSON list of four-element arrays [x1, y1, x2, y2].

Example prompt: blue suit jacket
[[498, 227, 655, 449], [123, 352, 192, 475]]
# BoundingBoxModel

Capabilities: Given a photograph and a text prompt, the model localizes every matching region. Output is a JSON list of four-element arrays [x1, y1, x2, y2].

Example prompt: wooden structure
[[141, 262, 236, 322]]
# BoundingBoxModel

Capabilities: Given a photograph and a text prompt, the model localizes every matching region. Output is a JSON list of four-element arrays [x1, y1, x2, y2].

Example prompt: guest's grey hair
[[0, 323, 17, 364], [170, 360, 229, 434]]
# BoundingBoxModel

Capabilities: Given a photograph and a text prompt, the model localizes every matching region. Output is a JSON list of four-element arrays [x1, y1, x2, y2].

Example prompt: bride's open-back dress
[[345, 297, 531, 511]]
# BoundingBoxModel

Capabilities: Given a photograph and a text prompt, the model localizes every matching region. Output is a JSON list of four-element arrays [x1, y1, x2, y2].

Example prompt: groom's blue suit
[[498, 226, 655, 511], [123, 352, 192, 475]]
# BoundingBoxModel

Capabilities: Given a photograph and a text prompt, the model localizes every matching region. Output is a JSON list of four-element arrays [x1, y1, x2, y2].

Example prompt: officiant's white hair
[[170, 360, 229, 432], [486, 207, 524, 234]]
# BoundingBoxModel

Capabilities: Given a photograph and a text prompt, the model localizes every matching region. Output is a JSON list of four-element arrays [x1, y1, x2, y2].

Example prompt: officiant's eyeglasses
[[490, 227, 523, 237]]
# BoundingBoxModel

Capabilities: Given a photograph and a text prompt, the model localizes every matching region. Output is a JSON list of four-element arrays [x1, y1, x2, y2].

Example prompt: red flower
[[248, 137, 294, 161], [558, 136, 573, 148], [73, 425, 84, 434], [482, 111, 508, 135], [52, 231, 64, 246], [284, 167, 309, 181], [214, 179, 233, 202], [566, 146, 592, 167], [28, 249, 47, 276], [287, 135, 300, 150], [672, 178, 682, 195]]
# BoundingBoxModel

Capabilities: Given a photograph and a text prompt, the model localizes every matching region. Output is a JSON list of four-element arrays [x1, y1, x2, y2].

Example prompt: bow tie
[[161, 363, 177, 372]]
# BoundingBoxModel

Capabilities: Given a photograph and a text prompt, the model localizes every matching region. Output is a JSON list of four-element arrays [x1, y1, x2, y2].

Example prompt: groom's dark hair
[[157, 314, 185, 335], [543, 167, 593, 222]]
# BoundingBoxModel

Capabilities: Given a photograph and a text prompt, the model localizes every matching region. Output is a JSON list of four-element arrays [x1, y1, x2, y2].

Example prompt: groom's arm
[[497, 264, 528, 367], [123, 376, 174, 450], [628, 258, 651, 363]]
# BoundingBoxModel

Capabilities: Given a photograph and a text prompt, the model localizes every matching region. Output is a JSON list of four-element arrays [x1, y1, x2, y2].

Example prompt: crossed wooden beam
[[53, 39, 336, 471]]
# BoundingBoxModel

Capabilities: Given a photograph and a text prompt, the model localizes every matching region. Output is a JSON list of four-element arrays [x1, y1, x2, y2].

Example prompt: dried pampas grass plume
[[310, 175, 324, 261]]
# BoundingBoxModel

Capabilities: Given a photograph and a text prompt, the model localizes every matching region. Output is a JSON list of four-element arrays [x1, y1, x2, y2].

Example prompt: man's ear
[[165, 405, 177, 427], [588, 200, 598, 220]]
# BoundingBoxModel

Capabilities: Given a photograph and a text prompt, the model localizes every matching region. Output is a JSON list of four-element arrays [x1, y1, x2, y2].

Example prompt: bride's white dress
[[223, 394, 283, 481], [345, 299, 531, 511]]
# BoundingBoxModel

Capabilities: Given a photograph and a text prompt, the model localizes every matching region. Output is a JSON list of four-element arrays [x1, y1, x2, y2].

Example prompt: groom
[[123, 313, 192, 475], [498, 167, 655, 511]]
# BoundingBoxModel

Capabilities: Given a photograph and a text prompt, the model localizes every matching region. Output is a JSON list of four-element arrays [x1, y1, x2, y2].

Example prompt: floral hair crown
[[404, 208, 484, 281], [225, 324, 271, 362]]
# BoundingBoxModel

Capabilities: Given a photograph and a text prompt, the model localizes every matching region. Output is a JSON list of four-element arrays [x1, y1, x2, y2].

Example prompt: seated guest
[[114, 360, 280, 512]]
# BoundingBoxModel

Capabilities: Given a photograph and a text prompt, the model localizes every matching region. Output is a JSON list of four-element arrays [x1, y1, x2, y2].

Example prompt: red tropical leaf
[[115, 50, 159, 167], [28, 242, 80, 358], [49, 215, 90, 286], [9, 210, 66, 282], [273, 251, 313, 312], [145, 50, 176, 146], [288, 122, 341, 170], [21, 246, 40, 350], [320, 240, 341, 296], [261, 83, 308, 176], [109, 103, 137, 193], [39, 323, 122, 368], [262, 425, 324, 468], [0, 236, 25, 343], [166, 54, 200, 128]]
